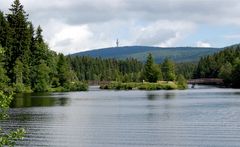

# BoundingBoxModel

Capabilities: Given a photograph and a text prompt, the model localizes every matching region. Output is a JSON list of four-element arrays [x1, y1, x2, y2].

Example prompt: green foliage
[[143, 53, 160, 82], [33, 61, 50, 92], [176, 74, 188, 89], [0, 91, 26, 146], [57, 54, 70, 86], [12, 83, 25, 93], [218, 62, 233, 86], [0, 0, 88, 92], [100, 81, 180, 90], [162, 58, 176, 81], [194, 44, 240, 87], [0, 128, 26, 147], [73, 46, 222, 63], [0, 47, 10, 92], [13, 59, 23, 84], [63, 82, 88, 92], [68, 56, 143, 82], [176, 62, 196, 79], [0, 91, 12, 120], [232, 59, 240, 88]]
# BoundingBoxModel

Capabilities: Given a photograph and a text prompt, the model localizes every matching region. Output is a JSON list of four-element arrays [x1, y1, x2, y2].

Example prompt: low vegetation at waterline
[[0, 91, 26, 146], [100, 81, 187, 90]]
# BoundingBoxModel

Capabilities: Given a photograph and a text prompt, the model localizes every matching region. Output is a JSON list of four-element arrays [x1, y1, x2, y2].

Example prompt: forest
[[1, 0, 240, 94], [0, 0, 89, 93], [0, 0, 194, 93], [194, 44, 240, 88]]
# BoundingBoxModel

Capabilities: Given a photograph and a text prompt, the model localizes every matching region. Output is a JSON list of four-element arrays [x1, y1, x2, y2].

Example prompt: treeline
[[0, 0, 195, 93], [69, 53, 190, 86], [0, 0, 87, 92], [98, 53, 188, 90], [68, 56, 143, 82], [194, 44, 240, 87]]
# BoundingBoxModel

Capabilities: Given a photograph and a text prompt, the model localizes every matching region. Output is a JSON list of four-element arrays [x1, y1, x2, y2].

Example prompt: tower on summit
[[116, 39, 119, 47]]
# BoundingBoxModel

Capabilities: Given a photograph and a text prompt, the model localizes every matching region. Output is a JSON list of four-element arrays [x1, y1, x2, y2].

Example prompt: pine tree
[[57, 54, 70, 86], [218, 62, 233, 86], [143, 53, 160, 82], [6, 0, 31, 83], [33, 60, 50, 92], [232, 59, 240, 88], [0, 11, 9, 47], [162, 58, 176, 81], [0, 47, 9, 91], [13, 58, 23, 84]]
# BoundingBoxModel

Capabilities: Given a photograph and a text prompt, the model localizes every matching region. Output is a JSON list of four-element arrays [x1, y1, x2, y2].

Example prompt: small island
[[100, 54, 187, 90]]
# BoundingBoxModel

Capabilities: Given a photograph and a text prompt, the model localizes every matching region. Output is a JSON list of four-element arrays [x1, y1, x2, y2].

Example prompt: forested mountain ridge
[[72, 46, 223, 63]]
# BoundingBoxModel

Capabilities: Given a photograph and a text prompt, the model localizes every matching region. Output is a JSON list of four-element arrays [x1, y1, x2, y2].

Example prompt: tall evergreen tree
[[33, 60, 50, 92], [6, 0, 31, 83], [57, 54, 70, 86], [232, 59, 240, 88], [143, 53, 160, 82], [162, 58, 176, 81], [0, 11, 9, 47], [0, 47, 9, 91], [13, 58, 23, 84]]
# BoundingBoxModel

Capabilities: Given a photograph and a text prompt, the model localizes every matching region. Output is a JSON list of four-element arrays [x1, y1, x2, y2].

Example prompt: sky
[[1, 0, 240, 54]]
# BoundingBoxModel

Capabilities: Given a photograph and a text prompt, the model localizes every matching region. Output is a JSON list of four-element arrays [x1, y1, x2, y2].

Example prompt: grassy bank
[[9, 81, 88, 93], [100, 81, 187, 90]]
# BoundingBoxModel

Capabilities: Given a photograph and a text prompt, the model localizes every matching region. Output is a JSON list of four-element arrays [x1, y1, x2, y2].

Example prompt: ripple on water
[[2, 87, 240, 147]]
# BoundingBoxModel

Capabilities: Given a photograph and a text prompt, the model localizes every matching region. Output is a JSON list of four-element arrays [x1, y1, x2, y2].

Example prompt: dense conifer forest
[[0, 0, 195, 93], [1, 0, 240, 93], [194, 44, 240, 87], [0, 0, 86, 92]]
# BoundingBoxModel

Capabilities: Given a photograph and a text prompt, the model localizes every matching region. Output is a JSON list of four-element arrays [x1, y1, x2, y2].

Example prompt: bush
[[64, 82, 88, 91], [176, 75, 188, 90], [0, 91, 26, 146], [13, 83, 32, 93]]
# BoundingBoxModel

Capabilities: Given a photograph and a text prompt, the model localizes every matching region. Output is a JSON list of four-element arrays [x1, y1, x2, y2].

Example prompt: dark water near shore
[[2, 86, 240, 147]]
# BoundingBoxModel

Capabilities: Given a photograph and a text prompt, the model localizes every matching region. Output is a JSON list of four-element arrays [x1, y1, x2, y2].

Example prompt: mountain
[[71, 46, 224, 63]]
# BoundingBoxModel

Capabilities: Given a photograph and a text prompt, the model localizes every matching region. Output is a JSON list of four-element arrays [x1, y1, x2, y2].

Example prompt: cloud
[[134, 20, 196, 47], [1, 0, 240, 53], [49, 22, 93, 54], [224, 34, 240, 40], [196, 41, 212, 47]]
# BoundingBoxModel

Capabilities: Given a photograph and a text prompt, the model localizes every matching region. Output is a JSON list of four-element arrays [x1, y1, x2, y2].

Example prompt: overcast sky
[[1, 0, 240, 54]]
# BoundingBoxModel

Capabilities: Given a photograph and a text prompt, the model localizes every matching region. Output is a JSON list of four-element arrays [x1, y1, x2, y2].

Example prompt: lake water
[[2, 86, 240, 147]]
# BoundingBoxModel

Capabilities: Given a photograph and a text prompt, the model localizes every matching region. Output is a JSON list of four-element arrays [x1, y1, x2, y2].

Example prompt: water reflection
[[4, 88, 240, 147], [11, 93, 69, 108], [146, 92, 176, 100], [163, 93, 175, 99], [146, 93, 158, 100]]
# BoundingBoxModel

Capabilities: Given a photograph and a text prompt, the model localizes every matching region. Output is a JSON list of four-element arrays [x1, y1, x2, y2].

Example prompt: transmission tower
[[116, 39, 119, 47]]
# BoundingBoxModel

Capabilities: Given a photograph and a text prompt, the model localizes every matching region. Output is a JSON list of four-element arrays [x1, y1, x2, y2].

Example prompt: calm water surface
[[2, 86, 240, 147]]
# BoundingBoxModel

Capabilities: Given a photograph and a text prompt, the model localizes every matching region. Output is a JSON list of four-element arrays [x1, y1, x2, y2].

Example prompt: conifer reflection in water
[[11, 93, 69, 108]]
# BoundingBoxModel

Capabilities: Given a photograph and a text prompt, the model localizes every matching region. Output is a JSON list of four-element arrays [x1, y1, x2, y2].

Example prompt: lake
[[2, 85, 240, 147]]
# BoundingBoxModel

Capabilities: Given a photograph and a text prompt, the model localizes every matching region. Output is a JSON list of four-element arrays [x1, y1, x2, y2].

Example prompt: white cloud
[[196, 41, 212, 47], [49, 23, 93, 54], [1, 0, 240, 53], [224, 34, 240, 40], [134, 21, 196, 47]]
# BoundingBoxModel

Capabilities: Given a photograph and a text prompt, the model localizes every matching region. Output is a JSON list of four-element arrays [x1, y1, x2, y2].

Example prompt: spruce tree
[[6, 0, 31, 83], [33, 60, 50, 92], [162, 58, 176, 81], [143, 53, 160, 82], [0, 11, 9, 47]]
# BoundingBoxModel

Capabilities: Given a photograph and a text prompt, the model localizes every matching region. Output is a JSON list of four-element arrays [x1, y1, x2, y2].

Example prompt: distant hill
[[71, 46, 224, 63]]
